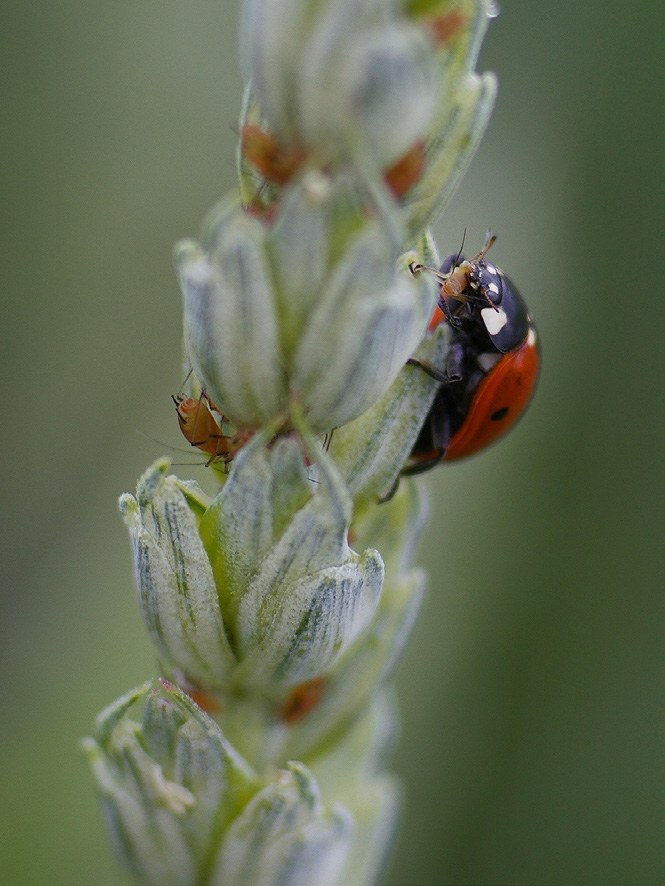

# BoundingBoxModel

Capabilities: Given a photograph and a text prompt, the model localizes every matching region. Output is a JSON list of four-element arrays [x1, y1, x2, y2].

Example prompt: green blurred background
[[1, 2, 662, 884]]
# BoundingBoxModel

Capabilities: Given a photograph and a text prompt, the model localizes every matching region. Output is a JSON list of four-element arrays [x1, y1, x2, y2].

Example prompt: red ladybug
[[405, 234, 539, 471]]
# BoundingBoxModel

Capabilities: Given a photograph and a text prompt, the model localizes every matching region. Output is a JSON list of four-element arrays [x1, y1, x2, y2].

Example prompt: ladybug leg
[[406, 357, 448, 383], [444, 342, 464, 381], [423, 389, 452, 456], [379, 392, 451, 498], [436, 294, 462, 328], [400, 390, 452, 476], [378, 476, 401, 503], [400, 453, 443, 476], [407, 342, 464, 384]]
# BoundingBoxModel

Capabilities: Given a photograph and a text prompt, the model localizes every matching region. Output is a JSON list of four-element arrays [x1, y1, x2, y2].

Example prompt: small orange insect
[[241, 123, 425, 203], [280, 677, 327, 724], [384, 141, 426, 198], [427, 10, 466, 46], [240, 124, 308, 187], [172, 391, 252, 467], [186, 687, 222, 716], [166, 674, 223, 715]]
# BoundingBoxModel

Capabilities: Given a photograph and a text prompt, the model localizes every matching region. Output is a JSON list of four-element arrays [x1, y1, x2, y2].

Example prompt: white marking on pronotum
[[487, 282, 500, 295], [481, 305, 508, 335]]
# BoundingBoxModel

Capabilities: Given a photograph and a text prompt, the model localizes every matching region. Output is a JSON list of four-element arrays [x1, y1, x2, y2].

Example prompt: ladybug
[[404, 233, 539, 471]]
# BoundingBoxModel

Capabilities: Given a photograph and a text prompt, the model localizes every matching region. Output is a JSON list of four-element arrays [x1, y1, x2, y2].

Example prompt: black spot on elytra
[[491, 406, 509, 422]]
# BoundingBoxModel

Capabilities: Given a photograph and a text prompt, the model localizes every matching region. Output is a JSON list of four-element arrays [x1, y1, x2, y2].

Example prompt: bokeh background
[[1, 2, 662, 884]]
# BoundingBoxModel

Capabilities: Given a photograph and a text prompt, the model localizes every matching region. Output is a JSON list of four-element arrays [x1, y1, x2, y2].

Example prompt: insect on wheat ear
[[404, 233, 539, 471], [172, 390, 253, 467]]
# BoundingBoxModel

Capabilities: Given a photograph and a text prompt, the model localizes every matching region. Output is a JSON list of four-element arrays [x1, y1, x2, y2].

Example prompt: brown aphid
[[173, 392, 252, 466], [384, 141, 426, 198], [280, 677, 327, 724], [427, 10, 466, 46], [240, 124, 308, 186], [187, 687, 222, 716]]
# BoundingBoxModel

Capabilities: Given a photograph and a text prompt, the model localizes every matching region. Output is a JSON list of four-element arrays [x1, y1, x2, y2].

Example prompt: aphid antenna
[[453, 228, 467, 267], [135, 428, 207, 461], [174, 367, 195, 402], [474, 230, 497, 262]]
